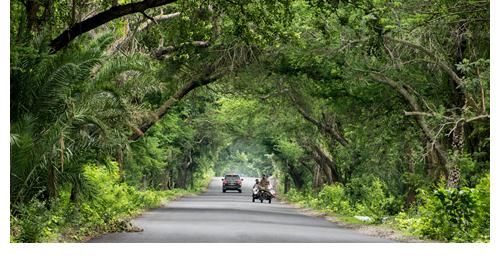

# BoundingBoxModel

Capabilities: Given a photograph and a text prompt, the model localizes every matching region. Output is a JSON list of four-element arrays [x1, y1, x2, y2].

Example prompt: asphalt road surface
[[89, 177, 392, 242]]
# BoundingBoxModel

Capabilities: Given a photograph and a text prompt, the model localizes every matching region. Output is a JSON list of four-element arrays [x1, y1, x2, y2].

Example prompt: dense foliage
[[10, 162, 199, 242], [10, 0, 489, 242]]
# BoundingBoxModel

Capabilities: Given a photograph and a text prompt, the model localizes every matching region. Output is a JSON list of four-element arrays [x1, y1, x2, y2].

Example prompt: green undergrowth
[[10, 162, 211, 243], [391, 174, 490, 242], [280, 174, 490, 242]]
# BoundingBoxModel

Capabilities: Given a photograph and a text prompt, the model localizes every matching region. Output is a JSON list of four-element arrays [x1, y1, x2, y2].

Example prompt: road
[[89, 177, 392, 242]]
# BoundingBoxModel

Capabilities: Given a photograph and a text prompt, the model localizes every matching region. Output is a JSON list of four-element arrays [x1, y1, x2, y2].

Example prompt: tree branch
[[288, 92, 349, 147], [404, 111, 435, 117], [465, 114, 489, 123], [137, 12, 180, 32], [49, 0, 178, 52], [140, 11, 157, 23], [129, 68, 221, 141], [153, 41, 210, 59], [370, 72, 451, 177], [404, 111, 454, 120], [385, 37, 463, 86]]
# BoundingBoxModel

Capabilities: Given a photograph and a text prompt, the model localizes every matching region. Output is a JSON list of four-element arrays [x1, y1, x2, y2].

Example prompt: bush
[[394, 211, 421, 234], [317, 184, 352, 215], [473, 174, 490, 241], [284, 188, 305, 203], [417, 188, 476, 241], [286, 178, 402, 221], [10, 162, 187, 242], [395, 174, 490, 242], [10, 199, 53, 242], [347, 177, 402, 221]]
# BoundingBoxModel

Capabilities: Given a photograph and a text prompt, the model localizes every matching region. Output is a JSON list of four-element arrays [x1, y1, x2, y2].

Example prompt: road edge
[[275, 196, 431, 243]]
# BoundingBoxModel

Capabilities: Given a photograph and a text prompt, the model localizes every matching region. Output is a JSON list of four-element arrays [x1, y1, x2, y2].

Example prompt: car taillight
[[236, 180, 241, 184], [223, 180, 227, 184]]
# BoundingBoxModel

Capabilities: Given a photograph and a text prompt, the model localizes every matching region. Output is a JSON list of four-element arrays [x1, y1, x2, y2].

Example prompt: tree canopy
[[10, 0, 489, 242]]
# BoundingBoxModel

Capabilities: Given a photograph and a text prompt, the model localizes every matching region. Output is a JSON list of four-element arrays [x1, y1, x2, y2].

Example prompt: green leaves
[[274, 138, 305, 162], [10, 0, 489, 243], [395, 175, 490, 242]]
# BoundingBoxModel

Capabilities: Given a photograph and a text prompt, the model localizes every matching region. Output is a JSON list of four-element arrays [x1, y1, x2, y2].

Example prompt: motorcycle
[[252, 186, 274, 203]]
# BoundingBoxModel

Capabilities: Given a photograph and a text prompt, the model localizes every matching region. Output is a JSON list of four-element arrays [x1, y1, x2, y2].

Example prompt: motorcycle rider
[[253, 179, 260, 189]]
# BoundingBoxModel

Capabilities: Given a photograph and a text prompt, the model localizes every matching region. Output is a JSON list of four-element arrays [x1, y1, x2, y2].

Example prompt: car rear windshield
[[224, 175, 240, 179]]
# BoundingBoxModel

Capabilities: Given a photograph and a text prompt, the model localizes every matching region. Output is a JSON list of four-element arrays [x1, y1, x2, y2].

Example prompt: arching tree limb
[[153, 41, 210, 59], [288, 92, 349, 147], [370, 73, 451, 178], [107, 12, 181, 54], [129, 68, 220, 141], [49, 0, 178, 52], [384, 37, 463, 86], [137, 12, 180, 32]]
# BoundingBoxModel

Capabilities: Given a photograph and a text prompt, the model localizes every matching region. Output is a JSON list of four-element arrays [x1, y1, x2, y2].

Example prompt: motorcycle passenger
[[258, 175, 271, 196], [259, 175, 269, 188]]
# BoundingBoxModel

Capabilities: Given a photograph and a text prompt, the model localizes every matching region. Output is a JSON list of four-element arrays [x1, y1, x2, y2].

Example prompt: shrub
[[284, 188, 304, 203], [395, 174, 490, 242], [473, 174, 490, 241], [347, 177, 401, 221], [317, 184, 352, 215], [394, 211, 421, 234], [417, 187, 478, 241], [286, 178, 401, 221], [11, 199, 52, 242], [11, 162, 184, 242]]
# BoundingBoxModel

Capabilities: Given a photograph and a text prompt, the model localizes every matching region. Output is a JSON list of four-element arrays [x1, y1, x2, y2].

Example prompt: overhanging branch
[[370, 72, 451, 177], [288, 91, 349, 147], [107, 12, 181, 54], [49, 0, 178, 52], [384, 37, 463, 86], [153, 41, 210, 59], [129, 68, 221, 141]]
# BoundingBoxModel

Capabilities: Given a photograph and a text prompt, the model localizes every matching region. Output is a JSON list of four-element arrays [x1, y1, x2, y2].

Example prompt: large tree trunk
[[163, 171, 171, 190], [425, 141, 441, 181], [311, 144, 340, 184], [287, 162, 305, 190], [42, 0, 54, 28], [404, 143, 416, 206], [283, 174, 290, 194], [446, 22, 468, 188], [70, 184, 79, 203], [47, 161, 57, 202], [448, 123, 464, 188], [142, 173, 148, 190], [116, 147, 125, 181], [25, 0, 40, 33], [176, 167, 186, 189], [383, 36, 468, 188], [312, 164, 323, 191], [175, 152, 192, 189]]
